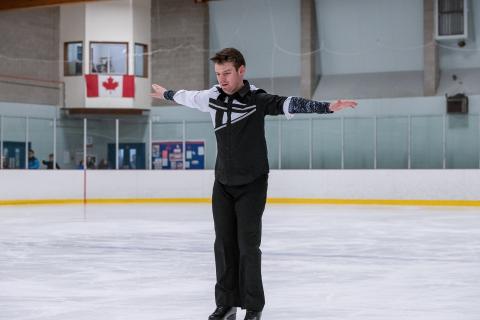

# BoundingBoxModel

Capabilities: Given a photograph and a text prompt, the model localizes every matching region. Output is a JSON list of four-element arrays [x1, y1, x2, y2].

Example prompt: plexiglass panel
[[312, 118, 342, 169], [2, 116, 26, 169], [411, 115, 444, 169], [118, 119, 149, 170], [446, 114, 479, 169], [29, 117, 54, 170], [265, 119, 280, 169], [281, 119, 310, 169], [376, 116, 408, 169], [87, 118, 115, 170], [56, 118, 84, 170], [344, 117, 374, 169]]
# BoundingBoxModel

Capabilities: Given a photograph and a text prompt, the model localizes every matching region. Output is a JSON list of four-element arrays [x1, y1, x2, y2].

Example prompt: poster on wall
[[152, 140, 205, 170]]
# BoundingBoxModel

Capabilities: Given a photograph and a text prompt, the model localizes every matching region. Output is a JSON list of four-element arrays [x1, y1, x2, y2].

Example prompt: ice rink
[[1, 203, 479, 320]]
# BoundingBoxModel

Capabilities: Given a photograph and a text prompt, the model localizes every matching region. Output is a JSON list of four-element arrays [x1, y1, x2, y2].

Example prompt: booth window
[[90, 42, 128, 75], [436, 0, 467, 39], [134, 43, 148, 78], [64, 42, 83, 76]]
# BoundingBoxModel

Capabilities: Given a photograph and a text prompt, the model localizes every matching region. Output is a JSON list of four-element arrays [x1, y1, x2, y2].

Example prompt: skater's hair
[[210, 48, 246, 71]]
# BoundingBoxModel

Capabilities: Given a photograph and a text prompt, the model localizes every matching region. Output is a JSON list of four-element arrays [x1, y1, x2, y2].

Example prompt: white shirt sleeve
[[173, 88, 213, 113], [282, 96, 294, 120]]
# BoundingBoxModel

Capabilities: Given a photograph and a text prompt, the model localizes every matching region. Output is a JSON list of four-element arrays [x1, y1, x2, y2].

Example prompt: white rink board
[[0, 170, 83, 200], [0, 170, 479, 201]]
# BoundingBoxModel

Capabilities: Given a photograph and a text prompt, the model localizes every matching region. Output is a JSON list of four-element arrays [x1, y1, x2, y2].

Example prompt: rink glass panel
[[28, 117, 54, 170], [1, 114, 480, 171], [344, 117, 375, 169], [118, 119, 149, 170], [87, 118, 115, 169], [281, 118, 310, 169], [376, 116, 409, 169], [2, 116, 26, 169], [445, 114, 479, 169], [56, 119, 84, 170], [265, 119, 279, 169], [312, 118, 342, 169], [411, 115, 444, 169]]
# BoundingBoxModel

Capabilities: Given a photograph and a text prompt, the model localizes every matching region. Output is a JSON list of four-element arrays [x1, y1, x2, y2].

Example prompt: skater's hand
[[150, 84, 167, 100], [329, 99, 357, 112]]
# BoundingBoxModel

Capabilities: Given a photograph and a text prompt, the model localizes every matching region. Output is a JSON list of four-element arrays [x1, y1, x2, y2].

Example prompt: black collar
[[236, 80, 250, 98]]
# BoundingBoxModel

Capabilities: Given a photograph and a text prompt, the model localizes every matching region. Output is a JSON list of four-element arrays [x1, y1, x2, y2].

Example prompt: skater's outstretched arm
[[151, 83, 213, 113], [257, 92, 357, 119]]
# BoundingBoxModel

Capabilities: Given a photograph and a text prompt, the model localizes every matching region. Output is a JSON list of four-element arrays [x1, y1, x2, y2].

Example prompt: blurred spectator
[[98, 159, 109, 169], [28, 149, 40, 169], [42, 153, 60, 169], [87, 156, 96, 169]]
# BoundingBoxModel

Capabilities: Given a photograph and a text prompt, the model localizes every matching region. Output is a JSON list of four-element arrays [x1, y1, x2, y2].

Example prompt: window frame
[[134, 43, 149, 78], [89, 41, 129, 75], [434, 0, 468, 40], [63, 41, 84, 77]]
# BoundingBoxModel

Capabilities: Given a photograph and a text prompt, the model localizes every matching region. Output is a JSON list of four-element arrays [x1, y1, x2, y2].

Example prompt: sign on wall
[[152, 140, 205, 170]]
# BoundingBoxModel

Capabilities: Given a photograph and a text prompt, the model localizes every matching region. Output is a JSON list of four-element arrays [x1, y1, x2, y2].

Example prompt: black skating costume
[[164, 80, 332, 311]]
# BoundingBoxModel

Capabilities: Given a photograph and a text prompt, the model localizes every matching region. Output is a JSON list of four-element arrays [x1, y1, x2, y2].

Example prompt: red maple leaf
[[102, 77, 119, 91]]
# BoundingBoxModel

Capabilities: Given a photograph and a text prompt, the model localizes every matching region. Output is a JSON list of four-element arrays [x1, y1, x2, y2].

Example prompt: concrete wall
[[0, 7, 61, 106], [1, 170, 479, 203], [151, 0, 210, 102], [0, 102, 58, 118]]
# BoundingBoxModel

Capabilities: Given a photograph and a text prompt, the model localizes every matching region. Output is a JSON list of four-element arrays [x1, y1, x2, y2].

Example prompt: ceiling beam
[[0, 0, 102, 11]]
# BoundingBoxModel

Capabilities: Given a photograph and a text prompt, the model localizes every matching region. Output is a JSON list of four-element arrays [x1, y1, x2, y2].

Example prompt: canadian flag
[[85, 74, 135, 98]]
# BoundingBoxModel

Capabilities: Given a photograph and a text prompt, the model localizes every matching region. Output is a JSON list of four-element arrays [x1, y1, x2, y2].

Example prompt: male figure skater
[[151, 48, 357, 320]]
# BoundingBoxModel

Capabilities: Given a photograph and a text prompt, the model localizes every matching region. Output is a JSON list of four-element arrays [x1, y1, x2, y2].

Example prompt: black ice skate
[[244, 310, 261, 320], [208, 306, 236, 320]]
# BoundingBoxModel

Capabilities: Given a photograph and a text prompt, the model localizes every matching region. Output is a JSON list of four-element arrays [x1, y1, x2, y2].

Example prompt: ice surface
[[1, 204, 479, 320]]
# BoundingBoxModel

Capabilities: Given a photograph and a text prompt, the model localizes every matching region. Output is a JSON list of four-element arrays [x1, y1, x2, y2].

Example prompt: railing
[[0, 114, 479, 170]]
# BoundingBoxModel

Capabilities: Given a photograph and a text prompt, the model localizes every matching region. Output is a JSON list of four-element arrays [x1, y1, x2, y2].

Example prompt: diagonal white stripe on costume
[[231, 108, 256, 124], [214, 109, 257, 132]]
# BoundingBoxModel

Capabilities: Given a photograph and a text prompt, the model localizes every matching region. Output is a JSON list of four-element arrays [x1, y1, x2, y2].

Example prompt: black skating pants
[[212, 174, 268, 311]]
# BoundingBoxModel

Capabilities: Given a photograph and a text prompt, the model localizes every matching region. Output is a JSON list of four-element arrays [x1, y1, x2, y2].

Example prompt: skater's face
[[214, 62, 245, 95]]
